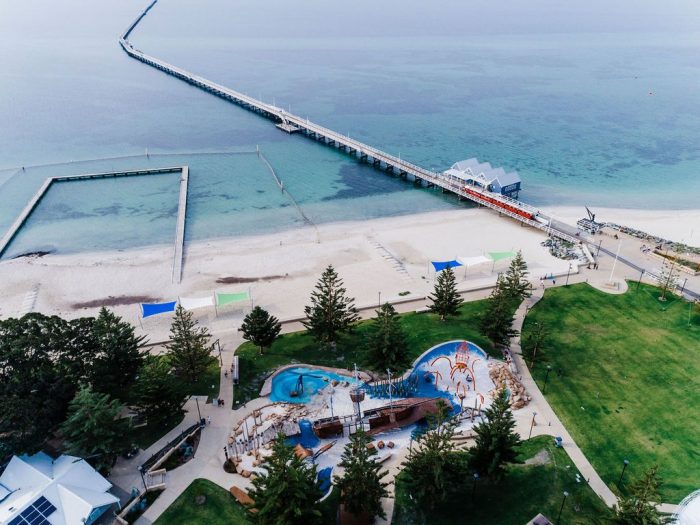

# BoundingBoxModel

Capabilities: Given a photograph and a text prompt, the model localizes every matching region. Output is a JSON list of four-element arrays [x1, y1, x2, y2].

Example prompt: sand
[[548, 206, 700, 247], [0, 205, 695, 340]]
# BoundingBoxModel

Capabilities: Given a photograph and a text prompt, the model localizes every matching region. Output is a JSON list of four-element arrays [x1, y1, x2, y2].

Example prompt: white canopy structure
[[444, 158, 521, 197], [178, 295, 215, 311], [457, 255, 491, 268], [0, 452, 119, 525]]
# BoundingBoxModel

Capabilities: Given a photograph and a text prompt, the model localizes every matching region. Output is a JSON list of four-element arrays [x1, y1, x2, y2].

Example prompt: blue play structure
[[270, 367, 360, 404], [286, 419, 320, 449]]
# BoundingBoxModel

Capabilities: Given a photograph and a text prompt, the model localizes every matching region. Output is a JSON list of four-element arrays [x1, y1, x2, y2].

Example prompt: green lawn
[[522, 283, 700, 502], [392, 435, 611, 524], [234, 300, 499, 404], [153, 479, 339, 525], [154, 479, 249, 525]]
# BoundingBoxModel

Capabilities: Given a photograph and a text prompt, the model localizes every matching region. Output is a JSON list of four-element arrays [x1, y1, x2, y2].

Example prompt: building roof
[[445, 158, 520, 189], [0, 452, 118, 525]]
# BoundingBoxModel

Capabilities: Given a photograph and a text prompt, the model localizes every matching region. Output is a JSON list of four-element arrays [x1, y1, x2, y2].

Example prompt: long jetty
[[120, 0, 589, 251], [0, 167, 189, 283]]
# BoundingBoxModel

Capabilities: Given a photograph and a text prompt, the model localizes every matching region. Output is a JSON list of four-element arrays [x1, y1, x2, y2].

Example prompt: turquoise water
[[269, 367, 359, 404], [1, 0, 699, 256]]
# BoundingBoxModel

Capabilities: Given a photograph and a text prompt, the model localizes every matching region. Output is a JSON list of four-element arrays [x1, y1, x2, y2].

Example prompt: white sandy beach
[[0, 205, 696, 341], [548, 206, 700, 246]]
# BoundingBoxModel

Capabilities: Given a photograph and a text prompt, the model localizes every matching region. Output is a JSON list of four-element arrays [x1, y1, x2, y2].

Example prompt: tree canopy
[[335, 429, 389, 520], [469, 389, 521, 480], [428, 266, 463, 321], [167, 305, 213, 382], [240, 306, 281, 355], [303, 265, 359, 345], [480, 275, 518, 348], [365, 303, 410, 373], [613, 466, 669, 525], [247, 433, 323, 525], [133, 355, 186, 427], [60, 385, 129, 473]]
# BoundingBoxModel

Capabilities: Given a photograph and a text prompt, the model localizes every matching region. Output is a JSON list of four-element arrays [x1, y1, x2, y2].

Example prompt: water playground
[[225, 340, 531, 495]]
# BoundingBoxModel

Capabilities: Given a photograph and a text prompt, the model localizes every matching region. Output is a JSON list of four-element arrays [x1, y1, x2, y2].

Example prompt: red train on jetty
[[463, 188, 535, 221]]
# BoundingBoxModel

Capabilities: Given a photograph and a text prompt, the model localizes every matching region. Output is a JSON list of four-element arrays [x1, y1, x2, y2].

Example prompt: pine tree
[[469, 389, 521, 481], [303, 265, 359, 345], [613, 466, 669, 524], [133, 356, 186, 426], [480, 276, 518, 348], [247, 433, 323, 525], [400, 402, 466, 511], [90, 308, 146, 401], [428, 266, 463, 321], [502, 250, 532, 302], [366, 303, 409, 372], [241, 306, 281, 355], [522, 321, 547, 368], [60, 385, 129, 472], [335, 429, 389, 521], [166, 305, 213, 383]]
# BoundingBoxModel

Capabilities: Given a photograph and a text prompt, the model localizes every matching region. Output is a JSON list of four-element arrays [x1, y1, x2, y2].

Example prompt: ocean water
[[1, 0, 699, 257]]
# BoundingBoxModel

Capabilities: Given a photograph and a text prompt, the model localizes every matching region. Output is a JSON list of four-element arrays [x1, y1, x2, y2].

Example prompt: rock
[[377, 441, 385, 449], [331, 379, 339, 387], [366, 443, 375, 451], [387, 441, 395, 449], [241, 470, 252, 478]]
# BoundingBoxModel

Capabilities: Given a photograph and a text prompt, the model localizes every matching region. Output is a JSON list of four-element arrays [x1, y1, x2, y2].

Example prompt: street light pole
[[636, 269, 645, 291], [471, 473, 479, 502], [137, 466, 147, 490], [565, 263, 572, 286], [378, 291, 382, 308], [543, 365, 552, 394], [528, 412, 537, 439], [556, 491, 569, 524], [195, 397, 202, 425], [618, 459, 630, 488]]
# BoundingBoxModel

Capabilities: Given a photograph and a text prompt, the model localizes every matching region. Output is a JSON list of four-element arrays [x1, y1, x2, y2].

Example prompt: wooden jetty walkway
[[120, 1, 590, 254], [0, 167, 190, 283]]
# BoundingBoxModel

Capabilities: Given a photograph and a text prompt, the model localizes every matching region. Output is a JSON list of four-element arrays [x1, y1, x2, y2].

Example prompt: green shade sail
[[488, 251, 516, 262], [216, 291, 250, 306]]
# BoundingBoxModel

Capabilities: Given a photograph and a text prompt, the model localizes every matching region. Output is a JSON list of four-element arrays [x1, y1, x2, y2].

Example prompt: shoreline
[[1, 204, 696, 341]]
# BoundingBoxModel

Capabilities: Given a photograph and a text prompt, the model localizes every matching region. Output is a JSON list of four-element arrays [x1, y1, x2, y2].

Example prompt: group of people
[[215, 398, 225, 407]]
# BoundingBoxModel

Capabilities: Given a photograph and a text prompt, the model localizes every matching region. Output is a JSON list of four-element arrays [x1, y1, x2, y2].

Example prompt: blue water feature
[[286, 419, 320, 449], [270, 367, 359, 404], [317, 467, 333, 496], [364, 341, 488, 414]]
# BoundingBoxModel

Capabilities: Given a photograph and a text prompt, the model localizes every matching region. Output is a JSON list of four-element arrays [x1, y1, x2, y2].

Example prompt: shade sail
[[142, 301, 176, 318], [179, 296, 214, 310], [457, 255, 491, 267], [487, 251, 516, 262], [431, 260, 463, 272], [216, 291, 250, 307]]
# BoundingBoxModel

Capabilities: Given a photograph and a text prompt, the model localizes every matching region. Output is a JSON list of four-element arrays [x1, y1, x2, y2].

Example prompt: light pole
[[618, 459, 630, 488], [636, 269, 645, 291], [565, 263, 572, 286], [378, 291, 382, 308], [195, 397, 202, 426], [528, 412, 537, 439], [387, 369, 393, 414], [556, 491, 568, 524], [137, 466, 147, 490], [543, 365, 552, 394], [471, 473, 479, 502]]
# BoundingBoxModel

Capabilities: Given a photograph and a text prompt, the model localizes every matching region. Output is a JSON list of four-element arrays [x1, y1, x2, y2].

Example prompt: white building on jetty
[[444, 158, 522, 198]]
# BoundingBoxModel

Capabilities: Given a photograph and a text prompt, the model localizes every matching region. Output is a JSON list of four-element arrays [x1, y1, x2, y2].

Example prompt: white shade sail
[[179, 296, 215, 310]]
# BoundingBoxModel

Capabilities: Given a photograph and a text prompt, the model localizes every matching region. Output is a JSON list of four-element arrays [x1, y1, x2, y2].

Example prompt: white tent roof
[[0, 452, 118, 525], [458, 255, 491, 267], [179, 295, 215, 310]]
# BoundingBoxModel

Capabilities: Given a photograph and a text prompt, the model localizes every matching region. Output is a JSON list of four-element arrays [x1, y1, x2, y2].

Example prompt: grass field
[[154, 479, 249, 525], [153, 479, 339, 524], [522, 283, 700, 502], [234, 300, 499, 404], [392, 435, 611, 524]]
